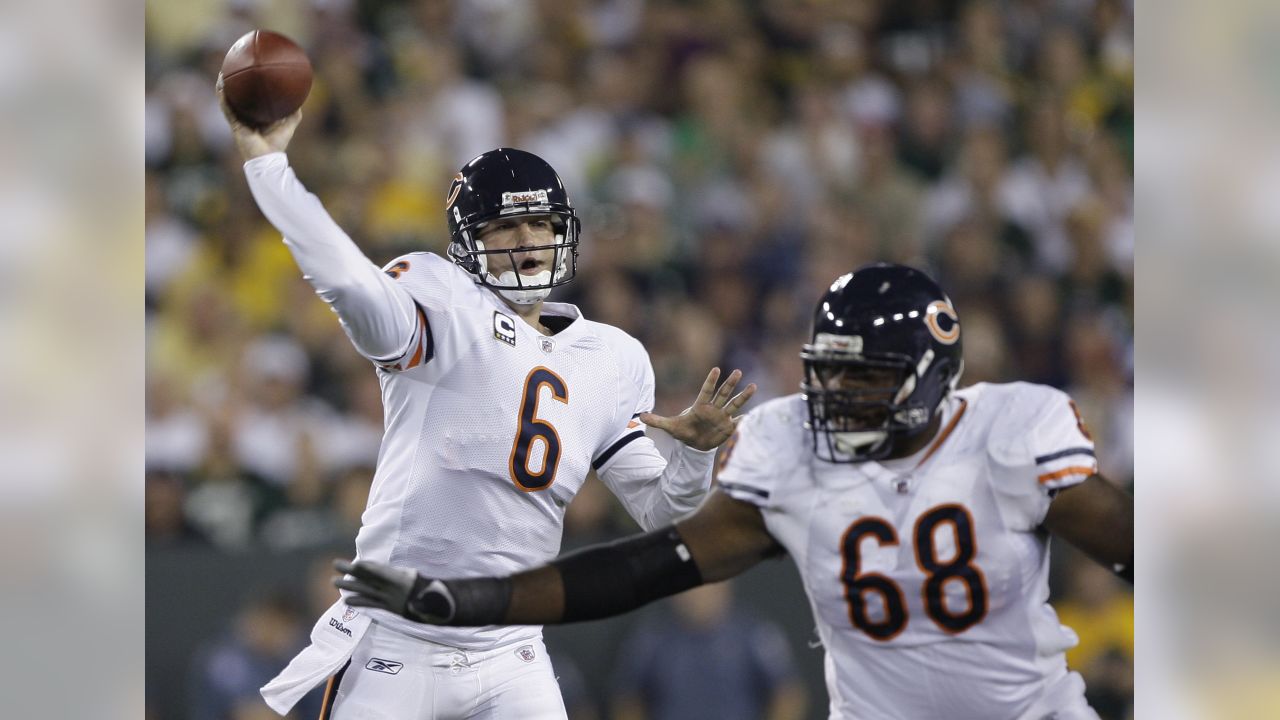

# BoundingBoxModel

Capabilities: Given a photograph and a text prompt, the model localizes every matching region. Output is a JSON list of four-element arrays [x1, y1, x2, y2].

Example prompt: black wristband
[[552, 527, 704, 622], [448, 577, 514, 625], [407, 576, 513, 626]]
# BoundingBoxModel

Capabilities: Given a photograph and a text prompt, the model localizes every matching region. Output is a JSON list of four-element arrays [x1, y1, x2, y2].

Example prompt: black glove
[[333, 559, 458, 623]]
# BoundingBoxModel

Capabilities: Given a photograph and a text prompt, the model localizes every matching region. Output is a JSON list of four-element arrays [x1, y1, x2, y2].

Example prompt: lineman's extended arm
[[335, 491, 782, 625], [1042, 473, 1134, 582]]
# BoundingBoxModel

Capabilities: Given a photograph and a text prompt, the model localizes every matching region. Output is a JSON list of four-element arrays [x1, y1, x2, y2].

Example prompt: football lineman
[[216, 90, 755, 719], [338, 264, 1133, 720]]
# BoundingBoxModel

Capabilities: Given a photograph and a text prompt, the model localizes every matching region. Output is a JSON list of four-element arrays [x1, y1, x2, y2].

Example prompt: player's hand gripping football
[[333, 559, 457, 624], [215, 73, 303, 160], [639, 368, 756, 451]]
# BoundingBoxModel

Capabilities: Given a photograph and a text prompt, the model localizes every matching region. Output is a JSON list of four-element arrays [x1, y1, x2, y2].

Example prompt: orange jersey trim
[[1037, 465, 1097, 484], [914, 398, 968, 469]]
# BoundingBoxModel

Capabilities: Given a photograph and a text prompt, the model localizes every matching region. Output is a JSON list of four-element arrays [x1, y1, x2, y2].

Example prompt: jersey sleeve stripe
[[405, 317, 427, 368], [404, 307, 434, 369], [1034, 446, 1096, 465], [376, 306, 435, 371], [592, 430, 645, 470], [368, 305, 428, 362], [717, 481, 770, 500], [1036, 465, 1097, 484]]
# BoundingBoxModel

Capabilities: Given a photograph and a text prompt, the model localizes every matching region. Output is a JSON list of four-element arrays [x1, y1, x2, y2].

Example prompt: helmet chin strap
[[489, 269, 553, 304]]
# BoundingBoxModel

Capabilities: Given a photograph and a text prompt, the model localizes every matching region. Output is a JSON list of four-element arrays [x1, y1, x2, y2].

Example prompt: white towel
[[260, 599, 372, 715]]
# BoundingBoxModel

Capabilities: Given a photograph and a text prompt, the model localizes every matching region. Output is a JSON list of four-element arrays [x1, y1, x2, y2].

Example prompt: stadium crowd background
[[144, 1, 1133, 718]]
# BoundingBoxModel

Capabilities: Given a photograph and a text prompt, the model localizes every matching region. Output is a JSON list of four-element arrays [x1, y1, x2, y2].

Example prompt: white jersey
[[357, 252, 676, 646], [719, 382, 1100, 720], [243, 153, 715, 652]]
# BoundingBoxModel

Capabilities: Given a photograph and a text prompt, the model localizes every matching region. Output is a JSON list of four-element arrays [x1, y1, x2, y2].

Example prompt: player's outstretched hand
[[216, 73, 302, 160], [639, 368, 756, 451], [333, 559, 457, 624]]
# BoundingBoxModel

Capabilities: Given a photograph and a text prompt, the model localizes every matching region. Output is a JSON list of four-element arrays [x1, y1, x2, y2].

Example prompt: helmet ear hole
[[447, 240, 479, 275]]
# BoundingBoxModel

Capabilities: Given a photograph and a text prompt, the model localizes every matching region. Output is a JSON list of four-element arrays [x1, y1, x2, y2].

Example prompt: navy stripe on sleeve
[[592, 430, 645, 470], [718, 481, 771, 500], [1034, 446, 1096, 465], [421, 313, 435, 363]]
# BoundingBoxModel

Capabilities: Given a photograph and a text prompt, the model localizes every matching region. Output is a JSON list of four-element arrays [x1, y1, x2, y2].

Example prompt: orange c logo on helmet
[[445, 173, 464, 209], [924, 300, 960, 345]]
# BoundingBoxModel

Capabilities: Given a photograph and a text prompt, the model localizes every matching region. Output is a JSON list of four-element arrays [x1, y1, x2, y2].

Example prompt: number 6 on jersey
[[509, 367, 568, 491]]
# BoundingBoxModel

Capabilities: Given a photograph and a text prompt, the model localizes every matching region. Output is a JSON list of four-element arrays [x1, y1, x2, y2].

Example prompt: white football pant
[[320, 622, 567, 720]]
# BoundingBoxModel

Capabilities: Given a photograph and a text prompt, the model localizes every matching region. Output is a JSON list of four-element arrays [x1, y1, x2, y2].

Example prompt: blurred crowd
[[145, 1, 1133, 718]]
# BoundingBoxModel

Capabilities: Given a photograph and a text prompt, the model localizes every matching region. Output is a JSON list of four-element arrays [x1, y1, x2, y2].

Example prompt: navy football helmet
[[800, 264, 964, 462], [445, 148, 580, 304]]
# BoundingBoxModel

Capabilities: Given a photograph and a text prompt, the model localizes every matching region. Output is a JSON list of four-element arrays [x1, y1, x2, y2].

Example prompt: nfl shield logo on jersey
[[540, 337, 555, 353], [342, 606, 359, 622], [516, 645, 536, 663]]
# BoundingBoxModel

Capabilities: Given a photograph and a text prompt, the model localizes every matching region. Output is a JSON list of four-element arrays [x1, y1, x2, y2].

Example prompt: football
[[220, 29, 313, 129]]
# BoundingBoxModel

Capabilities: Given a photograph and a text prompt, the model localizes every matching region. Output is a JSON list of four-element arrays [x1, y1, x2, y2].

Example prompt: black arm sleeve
[[406, 527, 703, 626], [551, 527, 704, 622]]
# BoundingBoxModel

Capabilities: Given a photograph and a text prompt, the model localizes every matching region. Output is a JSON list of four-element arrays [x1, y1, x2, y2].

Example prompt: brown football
[[220, 30, 313, 129]]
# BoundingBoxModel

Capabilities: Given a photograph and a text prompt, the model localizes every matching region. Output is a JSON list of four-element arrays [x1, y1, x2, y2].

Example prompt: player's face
[[811, 364, 904, 430], [813, 364, 902, 395], [476, 215, 558, 276]]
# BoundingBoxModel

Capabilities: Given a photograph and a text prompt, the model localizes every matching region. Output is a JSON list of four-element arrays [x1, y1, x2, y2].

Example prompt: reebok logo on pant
[[366, 658, 404, 675]]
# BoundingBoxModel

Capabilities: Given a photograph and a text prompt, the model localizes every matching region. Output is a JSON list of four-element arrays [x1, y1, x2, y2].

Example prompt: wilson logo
[[328, 618, 353, 637], [366, 658, 404, 675]]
